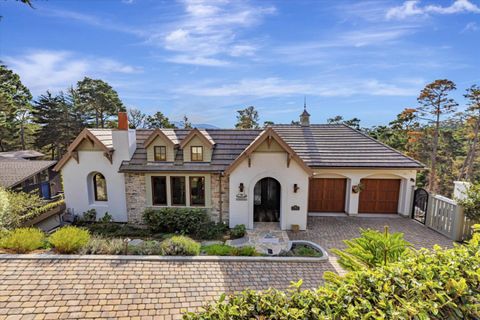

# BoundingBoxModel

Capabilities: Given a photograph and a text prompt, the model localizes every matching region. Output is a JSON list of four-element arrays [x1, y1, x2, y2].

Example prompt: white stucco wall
[[229, 152, 310, 230], [312, 168, 417, 216], [61, 129, 136, 222]]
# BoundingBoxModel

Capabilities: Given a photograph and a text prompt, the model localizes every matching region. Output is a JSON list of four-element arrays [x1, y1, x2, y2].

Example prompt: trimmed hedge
[[143, 208, 226, 239], [184, 227, 480, 319]]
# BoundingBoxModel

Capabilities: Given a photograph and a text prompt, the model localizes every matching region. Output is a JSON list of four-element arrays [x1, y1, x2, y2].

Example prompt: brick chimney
[[118, 112, 128, 130]]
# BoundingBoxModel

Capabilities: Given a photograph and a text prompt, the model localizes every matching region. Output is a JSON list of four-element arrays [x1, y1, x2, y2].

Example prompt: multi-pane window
[[190, 177, 205, 206], [93, 173, 108, 201], [170, 176, 186, 205], [191, 146, 203, 161], [151, 176, 167, 205], [154, 146, 167, 161]]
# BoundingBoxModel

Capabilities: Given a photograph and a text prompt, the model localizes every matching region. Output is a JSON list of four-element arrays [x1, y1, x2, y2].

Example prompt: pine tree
[[235, 106, 259, 129], [75, 77, 125, 128], [0, 65, 33, 151]]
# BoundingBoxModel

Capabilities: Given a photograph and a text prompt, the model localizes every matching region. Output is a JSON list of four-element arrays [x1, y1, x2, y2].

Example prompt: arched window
[[93, 173, 108, 201]]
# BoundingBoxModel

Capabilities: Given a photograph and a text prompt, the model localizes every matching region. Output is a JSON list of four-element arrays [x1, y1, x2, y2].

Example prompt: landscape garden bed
[[0, 208, 327, 259]]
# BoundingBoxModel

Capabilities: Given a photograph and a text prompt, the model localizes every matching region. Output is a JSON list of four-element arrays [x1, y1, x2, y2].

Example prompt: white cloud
[[175, 77, 419, 98], [387, 0, 480, 20], [156, 0, 275, 66], [3, 50, 141, 94], [461, 21, 479, 32]]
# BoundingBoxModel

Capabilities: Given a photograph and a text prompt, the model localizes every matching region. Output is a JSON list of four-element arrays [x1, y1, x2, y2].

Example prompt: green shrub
[[0, 228, 45, 253], [233, 246, 258, 256], [99, 212, 113, 223], [143, 208, 225, 239], [202, 244, 234, 256], [49, 226, 90, 254], [201, 244, 258, 256], [457, 183, 480, 222], [0, 188, 44, 229], [160, 236, 200, 256], [331, 226, 411, 271], [195, 221, 228, 240], [291, 244, 322, 257], [19, 200, 65, 225], [80, 236, 124, 255], [128, 240, 162, 255], [78, 222, 155, 239], [230, 224, 246, 239], [81, 209, 97, 222], [185, 228, 480, 320]]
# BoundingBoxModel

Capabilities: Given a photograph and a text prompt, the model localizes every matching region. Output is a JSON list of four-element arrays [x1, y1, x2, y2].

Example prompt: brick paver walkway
[[0, 258, 335, 320], [288, 216, 455, 251]]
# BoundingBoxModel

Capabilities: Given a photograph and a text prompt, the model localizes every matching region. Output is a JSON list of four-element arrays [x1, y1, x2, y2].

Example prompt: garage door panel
[[359, 179, 400, 214], [309, 178, 346, 212]]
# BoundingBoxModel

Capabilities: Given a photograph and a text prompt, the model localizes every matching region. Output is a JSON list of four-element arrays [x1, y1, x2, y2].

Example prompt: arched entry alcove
[[253, 177, 281, 222]]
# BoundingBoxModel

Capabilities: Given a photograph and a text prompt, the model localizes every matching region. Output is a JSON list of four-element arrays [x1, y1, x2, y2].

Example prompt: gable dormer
[[180, 128, 215, 162], [144, 129, 176, 162]]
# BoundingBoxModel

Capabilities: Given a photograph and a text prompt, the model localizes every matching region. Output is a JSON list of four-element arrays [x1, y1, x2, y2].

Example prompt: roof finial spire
[[300, 96, 310, 127]]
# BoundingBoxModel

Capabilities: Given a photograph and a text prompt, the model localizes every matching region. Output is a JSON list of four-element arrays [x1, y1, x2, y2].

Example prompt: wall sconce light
[[239, 183, 244, 193], [410, 178, 415, 182], [293, 184, 299, 193]]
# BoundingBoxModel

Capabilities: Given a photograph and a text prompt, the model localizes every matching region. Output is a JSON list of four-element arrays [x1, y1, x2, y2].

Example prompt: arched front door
[[253, 177, 281, 222]]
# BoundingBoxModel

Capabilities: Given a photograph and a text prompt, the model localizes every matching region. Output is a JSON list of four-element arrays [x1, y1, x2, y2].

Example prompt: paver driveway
[[288, 215, 455, 251], [0, 258, 335, 320]]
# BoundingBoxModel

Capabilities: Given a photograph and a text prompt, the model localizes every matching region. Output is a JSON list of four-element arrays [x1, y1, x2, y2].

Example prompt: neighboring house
[[54, 110, 423, 230], [0, 151, 61, 199]]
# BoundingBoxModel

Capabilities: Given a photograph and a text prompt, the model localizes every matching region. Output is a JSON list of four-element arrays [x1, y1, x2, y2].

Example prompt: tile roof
[[118, 125, 422, 172], [87, 129, 114, 149], [119, 129, 262, 172], [272, 124, 424, 168], [0, 150, 44, 159], [0, 159, 57, 188]]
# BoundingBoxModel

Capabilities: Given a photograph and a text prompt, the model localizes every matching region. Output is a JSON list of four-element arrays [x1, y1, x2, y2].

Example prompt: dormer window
[[191, 146, 203, 161], [154, 146, 167, 161]]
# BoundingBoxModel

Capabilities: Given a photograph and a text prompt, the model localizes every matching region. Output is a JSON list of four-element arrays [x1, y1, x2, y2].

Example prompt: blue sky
[[1, 0, 479, 127]]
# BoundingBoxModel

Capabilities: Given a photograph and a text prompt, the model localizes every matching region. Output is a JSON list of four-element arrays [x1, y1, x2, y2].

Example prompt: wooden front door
[[359, 179, 401, 213], [308, 178, 346, 212], [254, 178, 281, 222]]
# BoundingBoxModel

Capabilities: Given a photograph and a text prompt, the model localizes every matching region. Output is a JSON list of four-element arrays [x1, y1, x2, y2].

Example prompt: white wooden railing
[[425, 194, 471, 241]]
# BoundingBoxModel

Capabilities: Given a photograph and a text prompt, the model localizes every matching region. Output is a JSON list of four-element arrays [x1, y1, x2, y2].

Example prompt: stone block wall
[[210, 173, 229, 223], [125, 172, 146, 224]]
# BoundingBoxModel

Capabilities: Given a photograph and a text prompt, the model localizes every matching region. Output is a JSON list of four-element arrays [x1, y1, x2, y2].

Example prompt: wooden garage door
[[308, 178, 346, 212], [359, 179, 400, 214]]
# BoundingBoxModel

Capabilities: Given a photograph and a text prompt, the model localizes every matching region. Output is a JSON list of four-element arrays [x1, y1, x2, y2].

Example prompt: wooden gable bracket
[[85, 134, 95, 146], [71, 151, 79, 163], [248, 155, 252, 167], [103, 150, 114, 164], [267, 133, 272, 148], [287, 153, 292, 168]]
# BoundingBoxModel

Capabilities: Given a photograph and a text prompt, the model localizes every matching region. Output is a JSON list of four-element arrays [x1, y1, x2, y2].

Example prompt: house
[[0, 151, 61, 199], [54, 110, 423, 230]]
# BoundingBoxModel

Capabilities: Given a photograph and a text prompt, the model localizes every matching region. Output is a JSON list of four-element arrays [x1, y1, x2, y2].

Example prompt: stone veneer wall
[[210, 173, 229, 223], [125, 172, 146, 224], [125, 172, 229, 224]]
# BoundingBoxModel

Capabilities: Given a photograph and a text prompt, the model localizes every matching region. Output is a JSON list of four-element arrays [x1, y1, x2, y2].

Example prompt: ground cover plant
[[184, 226, 480, 319], [201, 244, 258, 256], [160, 235, 201, 256]]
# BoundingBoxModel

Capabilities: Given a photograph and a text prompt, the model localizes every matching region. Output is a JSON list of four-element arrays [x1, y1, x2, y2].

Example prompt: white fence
[[424, 194, 472, 241]]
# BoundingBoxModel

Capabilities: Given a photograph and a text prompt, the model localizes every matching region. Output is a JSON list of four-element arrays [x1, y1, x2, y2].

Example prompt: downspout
[[218, 173, 223, 223]]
